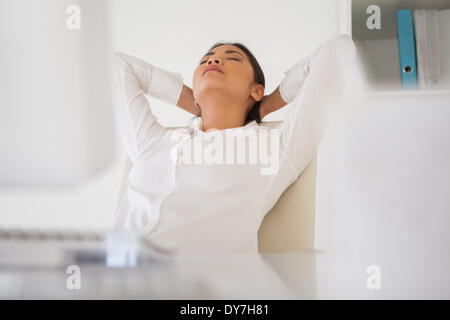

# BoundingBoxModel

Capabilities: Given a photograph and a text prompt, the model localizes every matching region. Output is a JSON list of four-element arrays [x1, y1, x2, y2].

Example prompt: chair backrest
[[115, 120, 316, 253]]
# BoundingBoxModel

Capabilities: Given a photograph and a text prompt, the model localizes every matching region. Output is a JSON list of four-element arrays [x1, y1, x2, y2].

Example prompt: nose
[[207, 55, 221, 65]]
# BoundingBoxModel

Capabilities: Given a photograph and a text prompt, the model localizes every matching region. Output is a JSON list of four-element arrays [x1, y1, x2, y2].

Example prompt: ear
[[250, 84, 265, 102]]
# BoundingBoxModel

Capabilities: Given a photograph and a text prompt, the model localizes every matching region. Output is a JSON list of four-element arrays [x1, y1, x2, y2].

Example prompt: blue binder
[[397, 9, 418, 90]]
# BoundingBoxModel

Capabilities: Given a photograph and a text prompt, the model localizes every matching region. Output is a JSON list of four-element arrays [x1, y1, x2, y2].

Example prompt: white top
[[111, 45, 335, 253]]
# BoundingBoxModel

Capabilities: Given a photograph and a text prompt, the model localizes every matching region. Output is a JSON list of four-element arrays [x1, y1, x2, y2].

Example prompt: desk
[[0, 233, 316, 299], [0, 235, 449, 299]]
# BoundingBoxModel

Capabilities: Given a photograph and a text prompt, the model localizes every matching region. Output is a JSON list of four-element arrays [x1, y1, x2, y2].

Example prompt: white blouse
[[111, 38, 344, 253]]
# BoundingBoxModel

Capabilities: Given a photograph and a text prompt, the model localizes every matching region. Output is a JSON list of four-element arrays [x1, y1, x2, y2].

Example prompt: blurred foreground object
[[0, 0, 115, 188]]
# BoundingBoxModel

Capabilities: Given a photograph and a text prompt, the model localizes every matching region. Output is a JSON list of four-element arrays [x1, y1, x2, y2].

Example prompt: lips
[[202, 66, 223, 76]]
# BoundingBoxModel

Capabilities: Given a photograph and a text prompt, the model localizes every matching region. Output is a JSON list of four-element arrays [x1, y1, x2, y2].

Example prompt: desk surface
[[0, 242, 316, 299], [0, 234, 449, 299]]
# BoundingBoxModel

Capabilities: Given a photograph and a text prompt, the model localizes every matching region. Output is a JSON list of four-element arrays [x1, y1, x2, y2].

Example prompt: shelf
[[340, 0, 450, 94], [366, 89, 450, 97]]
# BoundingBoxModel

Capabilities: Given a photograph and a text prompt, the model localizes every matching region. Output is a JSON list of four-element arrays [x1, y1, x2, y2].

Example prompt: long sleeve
[[278, 35, 355, 180], [111, 51, 184, 163]]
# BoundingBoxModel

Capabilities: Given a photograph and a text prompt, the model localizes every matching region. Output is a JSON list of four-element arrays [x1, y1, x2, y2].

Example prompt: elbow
[[320, 34, 356, 62], [112, 51, 130, 76], [112, 51, 125, 66]]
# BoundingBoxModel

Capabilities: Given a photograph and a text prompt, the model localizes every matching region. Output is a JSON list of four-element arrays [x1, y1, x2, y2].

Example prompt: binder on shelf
[[438, 9, 450, 89], [397, 9, 418, 90], [413, 9, 441, 89]]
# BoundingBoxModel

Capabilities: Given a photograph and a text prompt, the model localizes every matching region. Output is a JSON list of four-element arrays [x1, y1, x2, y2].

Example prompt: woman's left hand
[[259, 85, 288, 120]]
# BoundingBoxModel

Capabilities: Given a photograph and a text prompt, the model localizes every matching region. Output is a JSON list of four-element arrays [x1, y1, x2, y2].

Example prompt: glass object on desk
[[0, 228, 175, 269]]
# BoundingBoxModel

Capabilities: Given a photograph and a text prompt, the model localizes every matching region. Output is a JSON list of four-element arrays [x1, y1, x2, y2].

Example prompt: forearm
[[260, 44, 318, 120], [112, 52, 167, 162], [278, 35, 355, 178], [176, 85, 201, 116]]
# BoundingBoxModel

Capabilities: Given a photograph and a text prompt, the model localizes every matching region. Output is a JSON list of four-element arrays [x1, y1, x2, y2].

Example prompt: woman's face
[[192, 44, 257, 112]]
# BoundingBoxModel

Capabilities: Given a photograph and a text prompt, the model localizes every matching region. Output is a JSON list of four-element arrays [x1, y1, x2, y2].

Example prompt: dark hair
[[203, 42, 265, 124]]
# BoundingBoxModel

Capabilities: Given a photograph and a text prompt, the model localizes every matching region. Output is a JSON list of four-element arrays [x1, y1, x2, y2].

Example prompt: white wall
[[107, 0, 341, 126], [0, 0, 340, 231]]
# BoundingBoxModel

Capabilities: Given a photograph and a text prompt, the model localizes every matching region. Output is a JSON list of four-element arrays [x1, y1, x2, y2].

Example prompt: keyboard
[[0, 228, 176, 268]]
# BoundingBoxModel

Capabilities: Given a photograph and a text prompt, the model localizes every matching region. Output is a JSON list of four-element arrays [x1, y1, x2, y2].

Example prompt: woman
[[112, 34, 355, 252]]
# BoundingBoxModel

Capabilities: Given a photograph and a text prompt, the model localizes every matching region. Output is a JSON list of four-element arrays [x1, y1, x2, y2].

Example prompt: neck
[[199, 95, 248, 132]]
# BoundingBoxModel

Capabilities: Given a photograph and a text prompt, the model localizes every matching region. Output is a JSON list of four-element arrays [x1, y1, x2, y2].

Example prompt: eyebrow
[[202, 49, 245, 60]]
